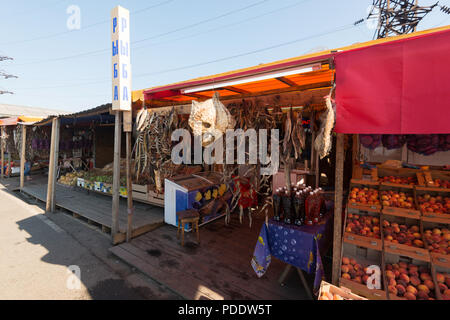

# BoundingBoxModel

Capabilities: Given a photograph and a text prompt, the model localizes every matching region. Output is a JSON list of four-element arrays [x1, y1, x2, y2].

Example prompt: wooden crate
[[377, 165, 419, 189], [339, 242, 387, 300], [384, 252, 439, 300], [381, 215, 430, 262], [422, 220, 450, 269], [431, 264, 450, 300], [418, 170, 450, 192], [415, 188, 450, 224], [318, 281, 367, 300], [132, 184, 165, 207], [380, 184, 420, 219], [348, 180, 381, 213], [344, 207, 382, 251]]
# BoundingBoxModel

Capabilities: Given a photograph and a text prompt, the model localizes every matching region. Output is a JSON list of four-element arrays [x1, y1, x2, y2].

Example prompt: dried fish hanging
[[133, 107, 179, 192], [314, 94, 335, 159]]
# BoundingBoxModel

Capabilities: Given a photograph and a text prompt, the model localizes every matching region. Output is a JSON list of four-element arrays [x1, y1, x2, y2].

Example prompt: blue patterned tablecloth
[[251, 213, 332, 291]]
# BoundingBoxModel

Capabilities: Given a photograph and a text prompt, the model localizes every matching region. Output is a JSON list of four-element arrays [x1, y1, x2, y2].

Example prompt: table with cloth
[[251, 211, 333, 297]]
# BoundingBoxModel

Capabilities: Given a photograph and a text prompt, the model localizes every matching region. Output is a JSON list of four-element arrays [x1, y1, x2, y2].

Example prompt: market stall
[[332, 26, 450, 300]]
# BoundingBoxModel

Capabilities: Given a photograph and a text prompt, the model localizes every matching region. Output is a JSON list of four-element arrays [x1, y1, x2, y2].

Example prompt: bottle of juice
[[305, 192, 314, 225]]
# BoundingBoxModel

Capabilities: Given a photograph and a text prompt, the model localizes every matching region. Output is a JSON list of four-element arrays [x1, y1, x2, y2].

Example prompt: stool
[[176, 209, 200, 246]]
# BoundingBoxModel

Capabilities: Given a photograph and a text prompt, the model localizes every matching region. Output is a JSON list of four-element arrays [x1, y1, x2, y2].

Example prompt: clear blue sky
[[0, 0, 449, 112]]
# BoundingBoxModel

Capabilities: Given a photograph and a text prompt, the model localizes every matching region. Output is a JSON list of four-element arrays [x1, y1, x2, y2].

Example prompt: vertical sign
[[111, 6, 132, 111]]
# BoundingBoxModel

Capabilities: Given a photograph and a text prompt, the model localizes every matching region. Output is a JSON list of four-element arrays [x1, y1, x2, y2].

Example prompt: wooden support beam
[[20, 125, 26, 189], [126, 131, 133, 242], [222, 86, 250, 95], [332, 133, 345, 285], [111, 111, 121, 242], [183, 93, 210, 100], [275, 77, 297, 87], [46, 118, 60, 213], [1, 126, 4, 179]]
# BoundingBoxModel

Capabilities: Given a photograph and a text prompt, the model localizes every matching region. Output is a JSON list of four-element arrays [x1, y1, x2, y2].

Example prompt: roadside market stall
[[332, 26, 450, 300]]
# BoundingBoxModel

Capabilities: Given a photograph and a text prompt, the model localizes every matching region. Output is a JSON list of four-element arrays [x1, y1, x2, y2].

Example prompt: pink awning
[[335, 29, 450, 134]]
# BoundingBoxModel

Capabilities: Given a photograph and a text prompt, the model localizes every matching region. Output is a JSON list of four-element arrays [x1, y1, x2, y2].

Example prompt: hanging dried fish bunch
[[314, 95, 335, 159]]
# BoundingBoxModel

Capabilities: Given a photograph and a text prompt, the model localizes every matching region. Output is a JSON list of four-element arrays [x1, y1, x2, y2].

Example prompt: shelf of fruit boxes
[[381, 214, 430, 262], [318, 280, 367, 300], [379, 184, 421, 220], [339, 242, 387, 300], [384, 252, 439, 300]]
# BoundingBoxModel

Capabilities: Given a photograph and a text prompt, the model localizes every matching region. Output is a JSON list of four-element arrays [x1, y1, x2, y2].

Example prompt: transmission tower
[[366, 0, 439, 39]]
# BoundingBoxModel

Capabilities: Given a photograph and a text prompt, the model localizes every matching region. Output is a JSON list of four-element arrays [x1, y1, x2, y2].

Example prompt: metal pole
[[112, 111, 122, 243]]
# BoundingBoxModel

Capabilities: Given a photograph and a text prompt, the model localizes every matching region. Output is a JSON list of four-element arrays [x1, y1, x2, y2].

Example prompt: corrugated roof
[[0, 103, 67, 118], [33, 103, 112, 126]]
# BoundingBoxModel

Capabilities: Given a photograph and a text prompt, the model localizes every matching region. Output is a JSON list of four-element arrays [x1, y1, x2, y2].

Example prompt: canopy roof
[[0, 116, 44, 126], [335, 27, 450, 134], [132, 25, 450, 108], [34, 104, 113, 127]]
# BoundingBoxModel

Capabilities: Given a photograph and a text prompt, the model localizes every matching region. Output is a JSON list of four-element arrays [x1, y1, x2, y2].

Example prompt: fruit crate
[[377, 166, 420, 189], [347, 181, 381, 213], [380, 184, 421, 219], [318, 280, 367, 300], [422, 221, 450, 268], [381, 215, 430, 262], [415, 188, 450, 224], [339, 242, 387, 300], [351, 166, 379, 184], [416, 170, 450, 192], [384, 252, 438, 300], [431, 264, 450, 300], [343, 207, 382, 251]]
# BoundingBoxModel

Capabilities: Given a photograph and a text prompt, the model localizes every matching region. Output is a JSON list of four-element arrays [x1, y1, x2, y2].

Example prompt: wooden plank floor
[[109, 214, 313, 300], [11, 176, 163, 236]]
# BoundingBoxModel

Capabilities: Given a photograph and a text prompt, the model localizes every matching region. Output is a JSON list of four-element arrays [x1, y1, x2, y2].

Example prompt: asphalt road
[[0, 182, 181, 300]]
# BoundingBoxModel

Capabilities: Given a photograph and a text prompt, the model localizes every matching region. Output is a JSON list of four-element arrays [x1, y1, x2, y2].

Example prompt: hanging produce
[[314, 95, 335, 159], [360, 134, 382, 149], [381, 134, 407, 150]]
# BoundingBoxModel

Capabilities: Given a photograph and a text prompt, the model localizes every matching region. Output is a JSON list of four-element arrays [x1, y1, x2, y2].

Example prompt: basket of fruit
[[416, 191, 450, 224], [422, 223, 450, 268], [348, 185, 381, 212], [344, 211, 382, 251], [380, 188, 420, 219]]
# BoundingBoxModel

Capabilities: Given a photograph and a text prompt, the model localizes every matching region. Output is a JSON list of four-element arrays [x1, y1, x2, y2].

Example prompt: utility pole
[[365, 0, 442, 39]]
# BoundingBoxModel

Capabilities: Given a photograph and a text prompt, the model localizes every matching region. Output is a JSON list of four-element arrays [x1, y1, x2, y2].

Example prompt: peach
[[362, 275, 369, 284], [408, 265, 418, 273], [342, 273, 351, 280], [388, 285, 398, 296], [350, 258, 357, 266], [410, 276, 421, 287], [404, 292, 416, 300], [417, 291, 429, 300], [385, 270, 395, 280], [438, 283, 448, 293], [354, 264, 362, 271], [424, 279, 435, 291], [436, 273, 445, 283], [388, 278, 397, 287], [417, 285, 430, 294], [342, 257, 350, 265], [341, 265, 350, 273], [406, 285, 418, 295], [399, 261, 408, 269], [420, 273, 432, 281], [399, 273, 410, 284], [353, 276, 362, 284], [413, 239, 424, 247], [396, 284, 406, 296]]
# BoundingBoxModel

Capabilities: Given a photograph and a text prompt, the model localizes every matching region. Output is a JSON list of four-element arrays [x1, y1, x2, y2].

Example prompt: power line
[[14, 22, 356, 91], [0, 0, 176, 46], [12, 0, 272, 66]]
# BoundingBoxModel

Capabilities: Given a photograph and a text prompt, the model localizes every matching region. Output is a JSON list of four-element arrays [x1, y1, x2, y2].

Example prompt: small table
[[177, 209, 200, 246], [251, 213, 332, 299]]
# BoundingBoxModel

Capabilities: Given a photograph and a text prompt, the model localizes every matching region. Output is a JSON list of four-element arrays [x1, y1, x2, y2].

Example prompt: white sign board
[[111, 6, 132, 111]]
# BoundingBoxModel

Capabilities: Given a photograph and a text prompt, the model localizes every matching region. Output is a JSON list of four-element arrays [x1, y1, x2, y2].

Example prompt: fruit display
[[417, 194, 450, 215], [382, 220, 424, 248], [340, 256, 382, 288], [345, 213, 381, 239], [58, 171, 84, 186], [380, 190, 416, 209], [348, 187, 380, 206], [385, 262, 436, 300], [423, 227, 450, 255], [436, 272, 450, 300], [428, 179, 450, 189], [379, 176, 417, 186]]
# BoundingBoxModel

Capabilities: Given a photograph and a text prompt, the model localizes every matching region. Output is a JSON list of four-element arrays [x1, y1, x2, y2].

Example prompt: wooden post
[[126, 131, 133, 242], [332, 133, 345, 285], [20, 125, 27, 189], [351, 134, 360, 178], [46, 118, 60, 213], [1, 126, 4, 179], [112, 111, 122, 242]]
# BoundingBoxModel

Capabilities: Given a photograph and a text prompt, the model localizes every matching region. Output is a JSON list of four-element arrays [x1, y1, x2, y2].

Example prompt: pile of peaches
[[345, 213, 381, 239], [380, 190, 416, 209], [385, 262, 435, 300], [417, 194, 450, 215], [348, 187, 380, 206], [382, 220, 424, 248], [341, 256, 380, 288], [380, 176, 417, 185], [436, 273, 450, 300], [423, 227, 450, 255]]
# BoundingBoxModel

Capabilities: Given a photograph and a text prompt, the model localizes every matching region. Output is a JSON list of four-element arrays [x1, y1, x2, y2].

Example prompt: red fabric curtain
[[335, 29, 450, 134]]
